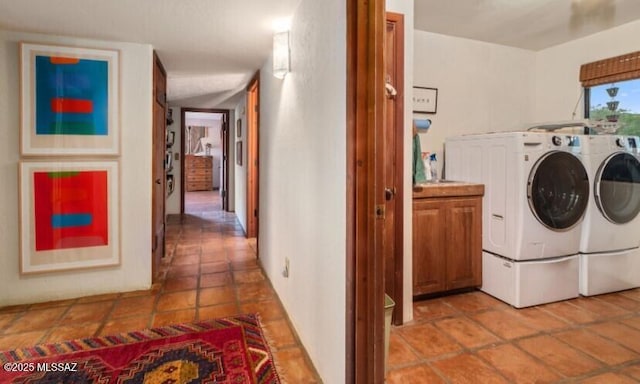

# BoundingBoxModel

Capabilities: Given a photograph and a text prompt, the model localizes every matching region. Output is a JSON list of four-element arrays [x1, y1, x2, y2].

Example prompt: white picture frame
[[19, 160, 120, 274], [20, 43, 120, 156]]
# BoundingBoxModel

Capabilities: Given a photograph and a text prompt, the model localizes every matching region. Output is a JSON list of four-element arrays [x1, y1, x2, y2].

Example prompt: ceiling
[[2, 1, 640, 110], [0, 0, 300, 108], [414, 0, 640, 51]]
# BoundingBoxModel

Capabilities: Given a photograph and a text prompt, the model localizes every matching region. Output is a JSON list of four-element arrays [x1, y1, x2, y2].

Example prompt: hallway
[[0, 191, 320, 383]]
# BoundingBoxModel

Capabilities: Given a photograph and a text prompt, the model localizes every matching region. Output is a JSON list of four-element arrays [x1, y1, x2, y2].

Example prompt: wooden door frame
[[180, 107, 230, 214], [386, 11, 405, 326], [246, 73, 260, 240], [346, 0, 386, 382], [222, 114, 230, 211]]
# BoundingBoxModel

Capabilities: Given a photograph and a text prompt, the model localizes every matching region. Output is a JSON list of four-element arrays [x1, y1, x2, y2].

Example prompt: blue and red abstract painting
[[35, 56, 108, 136], [33, 171, 108, 251]]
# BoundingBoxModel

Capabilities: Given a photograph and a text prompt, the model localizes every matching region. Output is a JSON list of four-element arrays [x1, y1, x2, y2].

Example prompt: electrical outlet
[[283, 257, 290, 278]]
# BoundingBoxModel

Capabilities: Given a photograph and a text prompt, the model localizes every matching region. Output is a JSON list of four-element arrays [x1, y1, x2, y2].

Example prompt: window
[[585, 79, 640, 136], [581, 51, 640, 135]]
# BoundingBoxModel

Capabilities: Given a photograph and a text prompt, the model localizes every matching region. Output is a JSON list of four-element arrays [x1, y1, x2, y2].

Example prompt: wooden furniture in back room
[[185, 154, 213, 192], [412, 182, 484, 297]]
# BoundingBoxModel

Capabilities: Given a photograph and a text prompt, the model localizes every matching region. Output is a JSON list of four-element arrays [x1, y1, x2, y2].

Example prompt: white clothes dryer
[[579, 135, 640, 295], [446, 132, 589, 307]]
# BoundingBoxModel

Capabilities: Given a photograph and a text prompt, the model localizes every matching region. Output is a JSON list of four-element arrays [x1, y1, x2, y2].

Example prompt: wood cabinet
[[412, 183, 484, 297], [185, 154, 213, 192]]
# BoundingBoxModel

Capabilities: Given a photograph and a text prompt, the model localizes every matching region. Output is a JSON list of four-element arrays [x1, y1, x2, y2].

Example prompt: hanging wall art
[[20, 43, 120, 156], [19, 160, 120, 274]]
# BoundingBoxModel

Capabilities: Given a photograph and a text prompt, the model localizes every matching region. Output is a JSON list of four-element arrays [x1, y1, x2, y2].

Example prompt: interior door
[[222, 114, 229, 211], [246, 74, 260, 240], [152, 52, 167, 281], [383, 12, 404, 325], [346, 0, 386, 380]]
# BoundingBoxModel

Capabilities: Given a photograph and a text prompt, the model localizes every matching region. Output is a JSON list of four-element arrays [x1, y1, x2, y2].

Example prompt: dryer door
[[595, 152, 640, 224], [527, 151, 589, 231]]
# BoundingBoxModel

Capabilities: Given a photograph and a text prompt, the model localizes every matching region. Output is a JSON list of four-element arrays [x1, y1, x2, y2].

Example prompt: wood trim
[[246, 71, 260, 92], [246, 71, 260, 241], [152, 51, 167, 283], [180, 108, 185, 214], [346, 0, 385, 382], [386, 11, 405, 326], [179, 107, 230, 215], [345, 0, 356, 378], [412, 183, 485, 198]]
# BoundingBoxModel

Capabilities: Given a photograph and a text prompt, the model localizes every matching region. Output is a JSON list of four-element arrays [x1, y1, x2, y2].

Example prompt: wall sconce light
[[273, 31, 290, 79]]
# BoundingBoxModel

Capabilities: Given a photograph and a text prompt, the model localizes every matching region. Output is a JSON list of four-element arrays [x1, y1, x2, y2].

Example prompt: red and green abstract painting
[[33, 170, 108, 251], [35, 55, 108, 136]]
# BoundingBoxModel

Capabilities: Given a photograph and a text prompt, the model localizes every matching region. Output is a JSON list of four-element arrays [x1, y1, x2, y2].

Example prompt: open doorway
[[180, 108, 230, 216]]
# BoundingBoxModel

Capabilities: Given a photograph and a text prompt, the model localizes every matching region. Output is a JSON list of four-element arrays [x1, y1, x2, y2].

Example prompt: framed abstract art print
[[19, 160, 120, 274], [20, 43, 120, 156]]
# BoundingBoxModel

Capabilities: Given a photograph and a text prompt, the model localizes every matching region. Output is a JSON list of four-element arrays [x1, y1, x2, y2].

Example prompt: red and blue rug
[[0, 313, 280, 383]]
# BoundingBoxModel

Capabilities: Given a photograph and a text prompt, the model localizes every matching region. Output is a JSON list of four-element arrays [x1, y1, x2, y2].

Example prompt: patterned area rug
[[0, 313, 280, 383]]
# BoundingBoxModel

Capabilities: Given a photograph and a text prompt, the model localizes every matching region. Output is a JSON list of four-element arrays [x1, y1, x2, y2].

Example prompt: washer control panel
[[612, 136, 640, 154], [551, 135, 581, 149]]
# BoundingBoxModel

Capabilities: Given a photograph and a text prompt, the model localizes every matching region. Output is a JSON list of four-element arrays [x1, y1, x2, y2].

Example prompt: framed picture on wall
[[236, 141, 243, 166], [237, 119, 242, 138], [19, 160, 120, 274], [166, 131, 175, 148], [20, 43, 120, 156], [413, 86, 438, 114]]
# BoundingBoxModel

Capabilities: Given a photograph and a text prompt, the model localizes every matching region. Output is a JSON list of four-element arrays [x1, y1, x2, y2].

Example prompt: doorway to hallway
[[180, 108, 231, 217]]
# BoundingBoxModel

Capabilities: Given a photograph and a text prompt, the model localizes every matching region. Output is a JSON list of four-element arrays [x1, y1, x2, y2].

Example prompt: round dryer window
[[595, 152, 640, 224], [527, 151, 589, 231]]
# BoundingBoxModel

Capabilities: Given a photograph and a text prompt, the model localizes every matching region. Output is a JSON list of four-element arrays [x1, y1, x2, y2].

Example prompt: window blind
[[580, 51, 640, 87]]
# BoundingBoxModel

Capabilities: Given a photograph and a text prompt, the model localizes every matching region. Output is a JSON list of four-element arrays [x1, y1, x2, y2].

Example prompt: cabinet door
[[446, 197, 482, 290], [413, 199, 447, 295]]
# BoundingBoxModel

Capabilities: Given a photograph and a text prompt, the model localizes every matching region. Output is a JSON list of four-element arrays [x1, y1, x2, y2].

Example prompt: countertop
[[413, 181, 484, 198]]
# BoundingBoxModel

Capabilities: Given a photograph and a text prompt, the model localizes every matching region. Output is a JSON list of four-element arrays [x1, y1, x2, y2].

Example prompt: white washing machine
[[579, 134, 640, 296], [446, 132, 589, 307]]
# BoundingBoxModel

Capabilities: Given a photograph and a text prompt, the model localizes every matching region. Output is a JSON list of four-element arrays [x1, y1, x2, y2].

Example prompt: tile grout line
[[388, 290, 640, 382]]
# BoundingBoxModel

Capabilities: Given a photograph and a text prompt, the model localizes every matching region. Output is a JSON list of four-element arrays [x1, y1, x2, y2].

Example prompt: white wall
[[413, 30, 537, 178], [0, 30, 153, 306], [258, 0, 346, 381], [166, 106, 181, 215], [203, 124, 223, 189], [234, 97, 247, 231], [386, 0, 415, 323], [535, 19, 640, 120]]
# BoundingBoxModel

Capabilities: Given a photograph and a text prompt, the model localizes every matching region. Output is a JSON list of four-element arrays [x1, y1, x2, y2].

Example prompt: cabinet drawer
[[187, 174, 212, 181], [186, 182, 211, 192]]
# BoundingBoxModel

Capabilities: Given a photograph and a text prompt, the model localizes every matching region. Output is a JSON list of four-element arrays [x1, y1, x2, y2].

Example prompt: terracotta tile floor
[[388, 290, 640, 383], [0, 191, 321, 383]]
